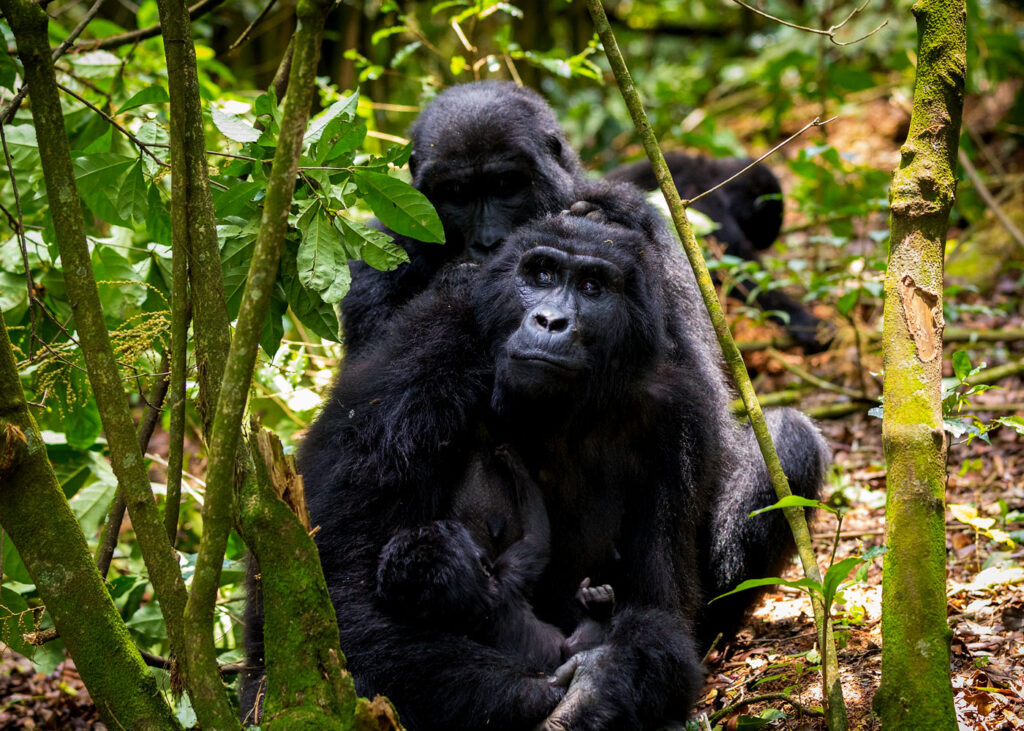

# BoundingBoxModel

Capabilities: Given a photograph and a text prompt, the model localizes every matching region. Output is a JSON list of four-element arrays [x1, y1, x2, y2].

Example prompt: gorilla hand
[[543, 647, 635, 731]]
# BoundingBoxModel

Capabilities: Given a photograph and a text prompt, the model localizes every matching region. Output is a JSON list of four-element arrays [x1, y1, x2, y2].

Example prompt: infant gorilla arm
[[375, 444, 614, 672]]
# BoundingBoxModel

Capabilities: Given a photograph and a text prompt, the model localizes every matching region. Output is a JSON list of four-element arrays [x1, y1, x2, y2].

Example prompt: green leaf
[[116, 161, 149, 225], [354, 170, 445, 244], [711, 575, 823, 603], [296, 202, 351, 304], [65, 394, 102, 450], [69, 479, 117, 539], [749, 494, 835, 517], [73, 153, 136, 227], [836, 288, 860, 316], [0, 43, 18, 91], [115, 85, 169, 114], [280, 243, 341, 342], [822, 555, 863, 608], [305, 91, 360, 145], [995, 416, 1024, 436], [952, 350, 972, 382], [260, 286, 288, 357], [211, 107, 260, 144], [336, 216, 409, 271], [212, 180, 262, 218]]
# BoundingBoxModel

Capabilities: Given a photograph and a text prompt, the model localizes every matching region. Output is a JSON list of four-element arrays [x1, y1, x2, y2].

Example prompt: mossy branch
[[874, 0, 965, 727], [0, 308, 181, 731], [180, 0, 334, 724], [0, 0, 190, 693], [583, 2, 848, 727]]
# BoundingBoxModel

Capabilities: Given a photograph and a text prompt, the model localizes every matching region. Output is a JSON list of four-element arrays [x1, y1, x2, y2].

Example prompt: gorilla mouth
[[509, 351, 585, 372]]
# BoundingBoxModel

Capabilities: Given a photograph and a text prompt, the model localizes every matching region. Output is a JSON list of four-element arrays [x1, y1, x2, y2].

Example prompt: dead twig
[[728, 0, 888, 46]]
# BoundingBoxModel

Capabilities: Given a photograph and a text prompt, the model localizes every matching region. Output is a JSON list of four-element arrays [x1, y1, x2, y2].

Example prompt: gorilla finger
[[549, 654, 582, 688], [584, 210, 607, 223], [569, 201, 599, 217]]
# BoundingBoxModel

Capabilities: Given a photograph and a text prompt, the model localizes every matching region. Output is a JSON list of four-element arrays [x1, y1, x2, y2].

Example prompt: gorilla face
[[479, 216, 664, 417], [408, 82, 581, 261]]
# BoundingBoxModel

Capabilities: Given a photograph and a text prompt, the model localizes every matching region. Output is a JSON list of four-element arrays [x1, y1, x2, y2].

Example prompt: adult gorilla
[[341, 81, 588, 357], [290, 214, 828, 729]]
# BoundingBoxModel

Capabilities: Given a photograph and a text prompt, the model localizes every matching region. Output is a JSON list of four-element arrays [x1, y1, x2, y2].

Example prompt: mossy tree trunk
[[0, 309, 181, 731], [873, 0, 965, 727]]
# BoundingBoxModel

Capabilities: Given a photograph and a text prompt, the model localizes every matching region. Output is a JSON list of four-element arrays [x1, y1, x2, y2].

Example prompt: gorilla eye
[[535, 269, 555, 286], [579, 279, 602, 296], [436, 180, 469, 203], [494, 172, 529, 196]]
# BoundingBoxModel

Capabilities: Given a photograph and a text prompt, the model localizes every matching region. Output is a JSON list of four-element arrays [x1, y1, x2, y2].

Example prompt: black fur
[[607, 152, 834, 353], [375, 443, 612, 671]]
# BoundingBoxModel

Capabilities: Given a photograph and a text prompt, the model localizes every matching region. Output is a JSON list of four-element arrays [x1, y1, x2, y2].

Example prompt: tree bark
[[0, 0, 191, 693], [0, 310, 181, 731], [874, 0, 966, 727]]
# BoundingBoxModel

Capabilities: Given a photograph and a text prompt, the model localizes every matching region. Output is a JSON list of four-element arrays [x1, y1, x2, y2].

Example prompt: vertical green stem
[[874, 0, 965, 727], [583, 2, 847, 727], [180, 0, 333, 724]]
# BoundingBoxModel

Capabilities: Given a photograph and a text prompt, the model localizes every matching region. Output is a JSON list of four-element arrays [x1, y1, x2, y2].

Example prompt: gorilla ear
[[408, 150, 418, 179], [545, 134, 563, 163]]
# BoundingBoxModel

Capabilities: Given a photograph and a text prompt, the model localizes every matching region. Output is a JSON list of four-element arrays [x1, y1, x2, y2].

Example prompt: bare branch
[[728, 0, 888, 46], [55, 82, 169, 167], [687, 116, 835, 207]]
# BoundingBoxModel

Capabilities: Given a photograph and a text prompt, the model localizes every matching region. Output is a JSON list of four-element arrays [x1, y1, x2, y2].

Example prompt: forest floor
[[695, 361, 1024, 731]]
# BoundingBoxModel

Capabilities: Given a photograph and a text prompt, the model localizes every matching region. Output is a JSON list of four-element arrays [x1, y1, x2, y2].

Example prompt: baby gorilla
[[376, 444, 614, 672]]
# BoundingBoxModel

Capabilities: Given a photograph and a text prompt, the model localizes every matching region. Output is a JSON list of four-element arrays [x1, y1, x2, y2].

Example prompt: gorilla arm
[[301, 273, 565, 731]]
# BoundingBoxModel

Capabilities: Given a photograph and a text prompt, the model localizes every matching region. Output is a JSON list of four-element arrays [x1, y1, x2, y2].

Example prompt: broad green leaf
[[749, 494, 835, 517], [73, 153, 136, 226], [115, 85, 169, 114], [212, 180, 262, 218], [836, 289, 859, 316], [711, 575, 823, 603], [64, 394, 102, 450], [996, 416, 1024, 436], [69, 479, 117, 538], [297, 202, 351, 304], [336, 216, 408, 271], [67, 50, 121, 79], [0, 43, 18, 91], [280, 243, 341, 342], [305, 91, 360, 145], [952, 350, 972, 382], [260, 285, 288, 357], [126, 602, 166, 644], [212, 107, 260, 144], [116, 161, 149, 225], [354, 170, 445, 244]]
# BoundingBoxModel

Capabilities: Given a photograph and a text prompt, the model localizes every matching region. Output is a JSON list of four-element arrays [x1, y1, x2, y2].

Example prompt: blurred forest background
[[1, 0, 1023, 728]]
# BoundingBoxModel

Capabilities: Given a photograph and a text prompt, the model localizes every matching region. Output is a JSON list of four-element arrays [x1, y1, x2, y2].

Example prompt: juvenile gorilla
[[377, 444, 613, 671], [607, 153, 833, 352]]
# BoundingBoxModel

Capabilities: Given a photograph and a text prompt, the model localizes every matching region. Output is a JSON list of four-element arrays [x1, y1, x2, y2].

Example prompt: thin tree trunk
[[0, 311, 181, 731], [0, 0, 191, 696], [874, 0, 965, 727], [583, 2, 848, 727]]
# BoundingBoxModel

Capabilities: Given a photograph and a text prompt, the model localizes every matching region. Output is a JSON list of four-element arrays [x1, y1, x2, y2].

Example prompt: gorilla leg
[[698, 408, 829, 648]]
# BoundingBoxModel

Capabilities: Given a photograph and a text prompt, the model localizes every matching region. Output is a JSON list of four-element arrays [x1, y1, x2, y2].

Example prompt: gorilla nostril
[[533, 310, 569, 333]]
